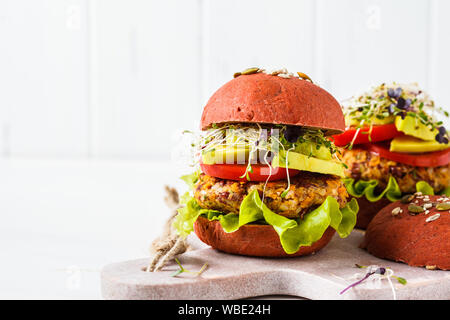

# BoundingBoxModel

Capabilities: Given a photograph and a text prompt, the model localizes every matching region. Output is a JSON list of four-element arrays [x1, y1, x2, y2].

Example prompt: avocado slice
[[202, 139, 333, 165], [294, 141, 332, 160], [390, 135, 450, 153], [395, 115, 438, 141], [272, 150, 345, 178], [202, 146, 250, 165], [202, 147, 345, 177]]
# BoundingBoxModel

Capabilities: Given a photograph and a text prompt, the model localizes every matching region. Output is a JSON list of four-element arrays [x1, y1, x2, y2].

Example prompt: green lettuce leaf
[[173, 190, 358, 255], [344, 176, 439, 202], [343, 176, 402, 202], [416, 181, 434, 196], [172, 196, 222, 237], [180, 171, 201, 189], [204, 210, 240, 233]]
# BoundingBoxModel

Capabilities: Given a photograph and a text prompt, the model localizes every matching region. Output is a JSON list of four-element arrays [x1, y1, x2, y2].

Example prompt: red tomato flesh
[[200, 163, 299, 182], [332, 123, 403, 147], [364, 142, 450, 167]]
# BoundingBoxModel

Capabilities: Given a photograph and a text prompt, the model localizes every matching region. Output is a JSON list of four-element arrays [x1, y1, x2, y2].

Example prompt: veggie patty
[[194, 172, 348, 219], [341, 147, 450, 194]]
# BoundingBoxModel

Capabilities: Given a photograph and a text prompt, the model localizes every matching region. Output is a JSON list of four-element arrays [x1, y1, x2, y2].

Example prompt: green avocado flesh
[[202, 139, 332, 165], [272, 150, 345, 178], [293, 141, 332, 160], [201, 147, 344, 177], [395, 115, 438, 141], [390, 135, 449, 153], [201, 146, 250, 165]]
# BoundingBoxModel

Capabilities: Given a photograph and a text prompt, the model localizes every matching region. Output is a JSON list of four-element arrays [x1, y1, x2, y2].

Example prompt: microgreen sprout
[[340, 264, 407, 295], [339, 270, 378, 295], [343, 83, 449, 148], [280, 146, 295, 198], [354, 264, 407, 285], [170, 258, 208, 277]]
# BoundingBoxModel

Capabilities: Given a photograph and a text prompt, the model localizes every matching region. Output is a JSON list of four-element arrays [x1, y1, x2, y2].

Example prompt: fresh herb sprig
[[281, 126, 340, 158], [343, 83, 449, 147], [354, 264, 407, 285], [340, 264, 406, 296]]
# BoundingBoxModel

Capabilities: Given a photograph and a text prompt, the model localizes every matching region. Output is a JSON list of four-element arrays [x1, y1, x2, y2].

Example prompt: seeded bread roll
[[361, 195, 450, 270]]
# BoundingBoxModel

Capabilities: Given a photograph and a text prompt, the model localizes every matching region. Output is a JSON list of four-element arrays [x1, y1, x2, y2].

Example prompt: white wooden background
[[1, 0, 450, 299], [1, 0, 449, 160]]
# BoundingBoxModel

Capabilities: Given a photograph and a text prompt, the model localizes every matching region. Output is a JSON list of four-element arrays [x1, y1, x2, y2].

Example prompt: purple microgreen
[[388, 88, 402, 99], [283, 126, 302, 143], [344, 264, 407, 291], [397, 97, 407, 110], [340, 271, 375, 295], [387, 88, 395, 98], [436, 133, 449, 145], [405, 98, 412, 108], [388, 104, 396, 114], [375, 267, 386, 275]]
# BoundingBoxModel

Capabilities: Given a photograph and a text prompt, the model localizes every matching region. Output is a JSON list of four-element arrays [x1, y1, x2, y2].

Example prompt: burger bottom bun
[[361, 196, 450, 270], [353, 196, 392, 229], [193, 216, 336, 258]]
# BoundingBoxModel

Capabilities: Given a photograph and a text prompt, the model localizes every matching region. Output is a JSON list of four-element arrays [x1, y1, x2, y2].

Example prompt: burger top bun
[[200, 72, 345, 134], [361, 195, 450, 270]]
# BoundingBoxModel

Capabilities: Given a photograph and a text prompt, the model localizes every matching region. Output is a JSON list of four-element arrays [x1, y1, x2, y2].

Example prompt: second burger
[[333, 83, 450, 229]]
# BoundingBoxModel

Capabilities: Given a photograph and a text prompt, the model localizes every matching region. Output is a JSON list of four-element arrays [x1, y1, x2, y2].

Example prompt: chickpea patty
[[194, 172, 348, 219], [341, 147, 450, 194]]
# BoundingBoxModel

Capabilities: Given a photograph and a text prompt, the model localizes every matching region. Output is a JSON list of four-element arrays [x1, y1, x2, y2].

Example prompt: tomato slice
[[332, 123, 403, 147], [364, 142, 450, 167], [200, 163, 299, 182]]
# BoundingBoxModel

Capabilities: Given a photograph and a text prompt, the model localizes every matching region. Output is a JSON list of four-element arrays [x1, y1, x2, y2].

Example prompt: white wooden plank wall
[[0, 0, 449, 159], [0, 0, 89, 157], [201, 0, 316, 102], [89, 0, 202, 158], [315, 0, 430, 98]]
